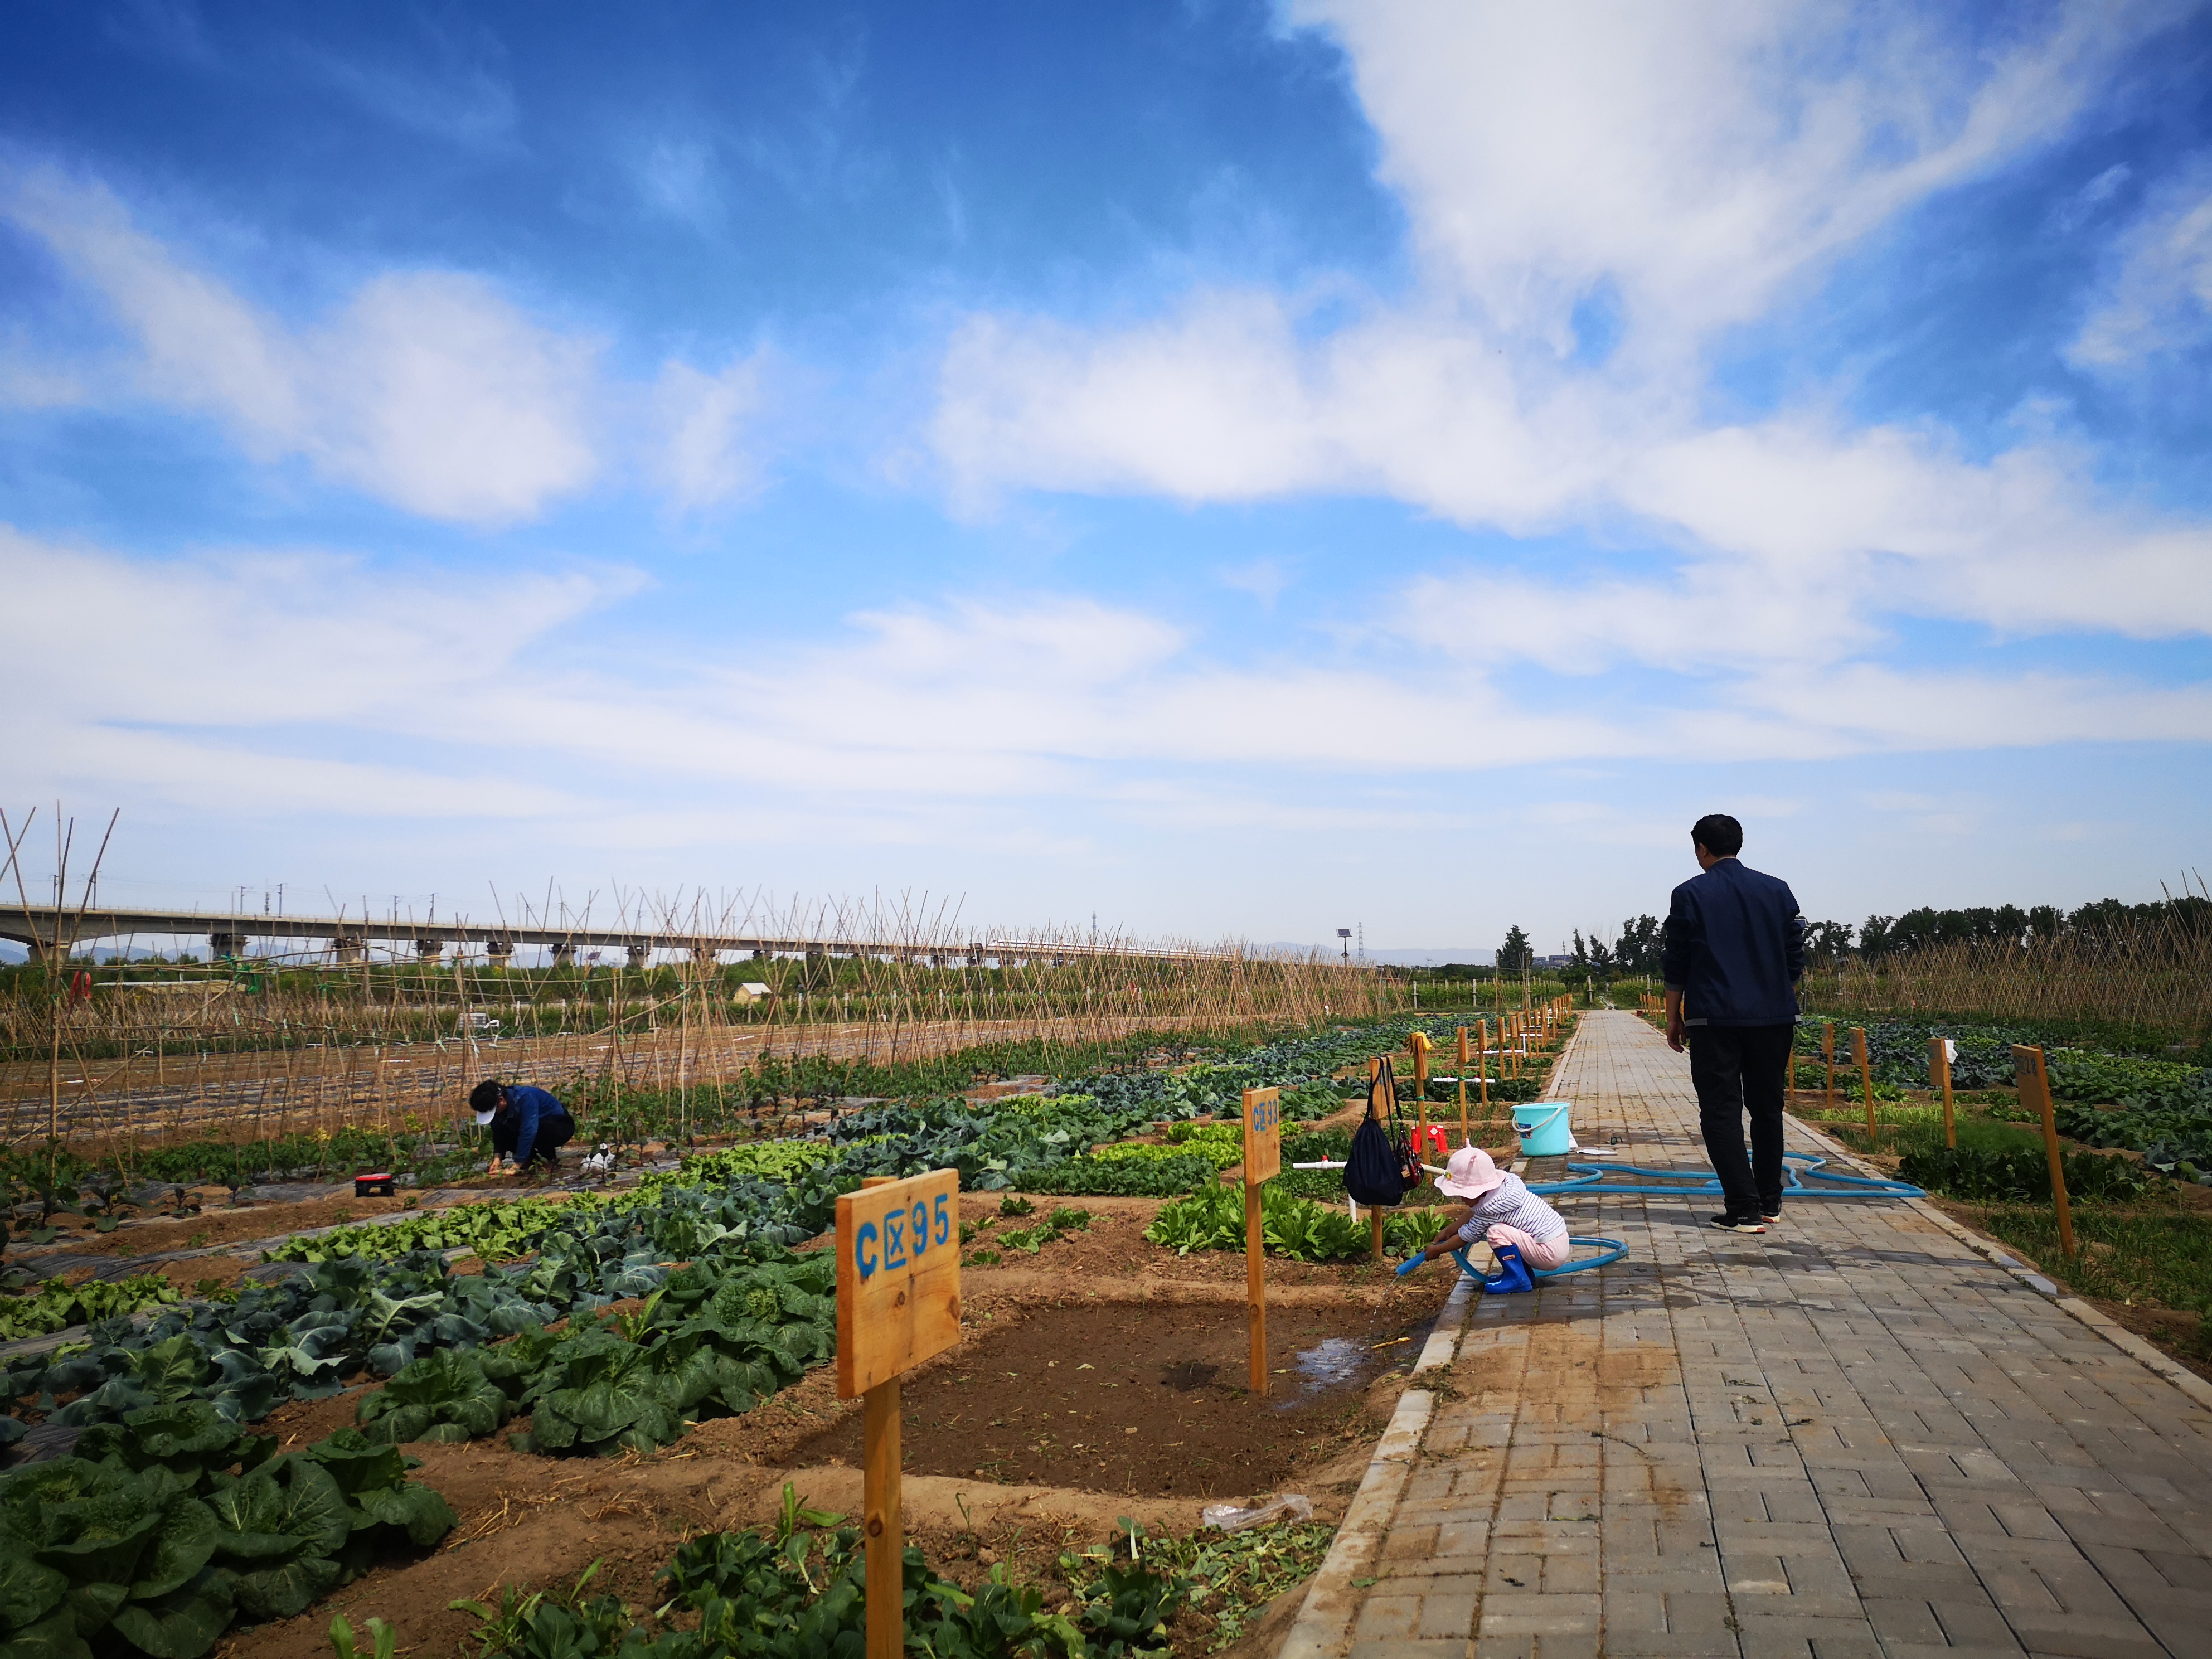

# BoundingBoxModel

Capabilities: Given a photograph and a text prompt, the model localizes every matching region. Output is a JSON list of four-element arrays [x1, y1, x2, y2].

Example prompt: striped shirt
[[1455, 1172, 1568, 1246]]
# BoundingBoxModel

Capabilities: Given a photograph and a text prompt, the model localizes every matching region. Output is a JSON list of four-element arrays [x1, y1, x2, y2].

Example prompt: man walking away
[[1662, 814, 1803, 1234]]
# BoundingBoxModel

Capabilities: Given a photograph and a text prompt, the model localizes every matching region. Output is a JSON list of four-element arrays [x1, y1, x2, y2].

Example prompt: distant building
[[1531, 954, 1575, 969], [734, 982, 775, 1005]]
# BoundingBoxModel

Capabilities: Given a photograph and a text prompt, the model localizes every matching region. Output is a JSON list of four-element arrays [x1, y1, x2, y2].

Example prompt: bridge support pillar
[[486, 939, 514, 968], [626, 944, 651, 969], [331, 935, 365, 963], [550, 943, 576, 968], [414, 937, 445, 962], [210, 931, 250, 959]]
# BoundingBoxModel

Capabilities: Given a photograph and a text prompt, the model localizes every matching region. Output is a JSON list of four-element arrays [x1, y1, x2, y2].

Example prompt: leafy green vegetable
[[1144, 1182, 1447, 1261], [0, 1274, 181, 1343], [0, 1418, 451, 1659], [1899, 1144, 2155, 1203], [357, 1350, 510, 1445]]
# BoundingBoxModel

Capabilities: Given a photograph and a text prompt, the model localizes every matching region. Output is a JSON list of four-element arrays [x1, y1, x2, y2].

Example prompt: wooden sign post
[[1455, 1027, 1469, 1147], [1409, 1031, 1432, 1168], [2012, 1045, 2076, 1257], [1241, 1085, 1281, 1396], [1851, 1026, 1876, 1138], [1366, 1059, 1387, 1262], [1929, 1036, 1957, 1149], [838, 1170, 962, 1659], [1477, 1021, 1490, 1111], [1822, 1023, 1836, 1111]]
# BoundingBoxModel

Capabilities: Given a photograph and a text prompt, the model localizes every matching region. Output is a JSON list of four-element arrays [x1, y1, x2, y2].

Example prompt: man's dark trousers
[[1689, 1025, 1794, 1217]]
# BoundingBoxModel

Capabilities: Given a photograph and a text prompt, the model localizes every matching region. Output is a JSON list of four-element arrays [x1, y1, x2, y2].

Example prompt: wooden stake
[[1822, 1023, 1835, 1111], [1478, 1021, 1490, 1112], [1240, 1086, 1279, 1398], [1412, 1035, 1429, 1170], [863, 1377, 901, 1658], [1456, 1026, 1469, 1147], [1245, 1179, 1266, 1395], [853, 1171, 904, 1659], [2014, 1045, 2075, 1257], [1852, 1026, 1876, 1139], [1930, 1036, 1956, 1151], [1366, 1058, 1385, 1262]]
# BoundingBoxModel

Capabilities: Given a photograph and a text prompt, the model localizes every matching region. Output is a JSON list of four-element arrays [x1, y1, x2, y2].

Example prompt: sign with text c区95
[[1243, 1086, 1281, 1185], [836, 1168, 962, 1399]]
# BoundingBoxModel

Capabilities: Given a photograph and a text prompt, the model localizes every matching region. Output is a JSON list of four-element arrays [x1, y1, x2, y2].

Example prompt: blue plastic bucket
[[1514, 1100, 1573, 1157]]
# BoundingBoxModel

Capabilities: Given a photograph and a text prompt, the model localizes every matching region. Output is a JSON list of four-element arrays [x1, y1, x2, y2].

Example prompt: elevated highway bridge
[[0, 904, 1238, 969]]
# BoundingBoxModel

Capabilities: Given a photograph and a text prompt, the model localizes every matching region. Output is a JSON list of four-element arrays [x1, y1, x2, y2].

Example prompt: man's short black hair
[[469, 1079, 505, 1115], [1691, 814, 1744, 857]]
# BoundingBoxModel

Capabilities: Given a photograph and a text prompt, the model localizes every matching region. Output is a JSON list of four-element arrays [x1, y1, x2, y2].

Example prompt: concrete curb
[[1275, 1386, 1437, 1659], [1786, 1112, 2212, 1416], [1275, 1267, 1478, 1659], [1274, 1012, 1589, 1657]]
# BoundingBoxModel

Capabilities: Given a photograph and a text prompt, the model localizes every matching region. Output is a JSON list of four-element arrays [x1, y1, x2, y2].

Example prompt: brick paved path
[[1308, 1010, 2212, 1659]]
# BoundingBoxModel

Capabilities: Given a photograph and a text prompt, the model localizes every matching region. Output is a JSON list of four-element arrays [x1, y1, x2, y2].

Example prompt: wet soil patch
[[792, 1293, 1428, 1499]]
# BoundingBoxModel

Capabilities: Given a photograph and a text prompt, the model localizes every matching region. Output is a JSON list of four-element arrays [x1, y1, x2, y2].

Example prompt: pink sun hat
[[1437, 1145, 1506, 1200]]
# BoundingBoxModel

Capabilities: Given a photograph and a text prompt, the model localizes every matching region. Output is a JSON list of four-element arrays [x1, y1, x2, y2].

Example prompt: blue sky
[[3, 1, 2210, 958]]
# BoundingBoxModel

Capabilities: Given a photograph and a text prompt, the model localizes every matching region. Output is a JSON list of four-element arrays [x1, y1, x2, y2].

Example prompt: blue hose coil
[[1449, 1235, 1628, 1281], [1524, 1150, 1922, 1200]]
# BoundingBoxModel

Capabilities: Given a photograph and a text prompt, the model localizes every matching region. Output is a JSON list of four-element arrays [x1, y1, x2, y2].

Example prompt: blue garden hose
[[1451, 1235, 1628, 1279], [1525, 1150, 1922, 1200], [1395, 1234, 1631, 1280]]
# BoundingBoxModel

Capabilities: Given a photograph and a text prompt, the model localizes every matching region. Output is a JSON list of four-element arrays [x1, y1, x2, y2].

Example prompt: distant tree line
[[1478, 894, 2210, 987]]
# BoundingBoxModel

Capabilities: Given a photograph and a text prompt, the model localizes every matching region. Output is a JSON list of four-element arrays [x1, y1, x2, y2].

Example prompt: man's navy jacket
[[1661, 858, 1804, 1027], [496, 1083, 569, 1165]]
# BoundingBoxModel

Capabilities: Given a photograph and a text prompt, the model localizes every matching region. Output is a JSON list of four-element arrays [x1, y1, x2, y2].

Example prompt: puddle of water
[[1291, 1336, 1368, 1393]]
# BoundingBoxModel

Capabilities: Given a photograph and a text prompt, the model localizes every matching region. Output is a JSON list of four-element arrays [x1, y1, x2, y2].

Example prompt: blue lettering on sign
[[934, 1192, 950, 1245], [910, 1199, 929, 1257], [885, 1209, 906, 1270], [1250, 1096, 1277, 1135], [855, 1220, 879, 1280]]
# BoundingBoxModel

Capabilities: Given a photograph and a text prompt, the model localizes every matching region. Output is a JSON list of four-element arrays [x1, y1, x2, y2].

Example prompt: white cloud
[[0, 526, 633, 815], [2, 169, 622, 523], [930, 0, 2212, 703], [9, 530, 2205, 850], [1287, 0, 2140, 356], [652, 353, 768, 511], [2068, 154, 2212, 367], [1217, 557, 1289, 607]]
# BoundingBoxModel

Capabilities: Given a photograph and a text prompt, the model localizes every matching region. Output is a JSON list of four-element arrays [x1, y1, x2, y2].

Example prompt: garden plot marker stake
[[1241, 1086, 1280, 1396], [840, 1168, 962, 1658], [1456, 1027, 1469, 1147], [2012, 1045, 2075, 1258], [1410, 1031, 1430, 1168], [1930, 1036, 1956, 1150], [1851, 1026, 1876, 1139], [1366, 1059, 1385, 1262]]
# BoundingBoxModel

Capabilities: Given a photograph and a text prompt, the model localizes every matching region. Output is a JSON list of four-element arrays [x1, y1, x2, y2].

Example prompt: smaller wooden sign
[[1242, 1085, 1282, 1185], [836, 1168, 962, 1399], [1929, 1036, 1956, 1149]]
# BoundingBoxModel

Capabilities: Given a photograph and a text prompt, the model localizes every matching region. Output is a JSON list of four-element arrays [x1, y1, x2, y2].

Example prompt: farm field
[[0, 1005, 1579, 1659]]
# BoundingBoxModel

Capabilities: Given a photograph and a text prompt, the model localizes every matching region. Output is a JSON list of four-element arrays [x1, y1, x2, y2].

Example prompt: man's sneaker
[[1762, 1212, 1781, 1225], [1709, 1213, 1767, 1234]]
